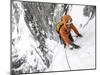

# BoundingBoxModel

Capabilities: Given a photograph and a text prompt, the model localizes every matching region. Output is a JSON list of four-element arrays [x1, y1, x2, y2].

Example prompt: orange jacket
[[59, 15, 79, 45]]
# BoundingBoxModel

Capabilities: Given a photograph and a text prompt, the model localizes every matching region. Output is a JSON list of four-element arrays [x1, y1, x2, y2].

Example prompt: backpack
[[56, 21, 64, 33]]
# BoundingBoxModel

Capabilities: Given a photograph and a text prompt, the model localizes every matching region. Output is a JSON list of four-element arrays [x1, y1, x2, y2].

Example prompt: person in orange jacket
[[59, 13, 82, 49]]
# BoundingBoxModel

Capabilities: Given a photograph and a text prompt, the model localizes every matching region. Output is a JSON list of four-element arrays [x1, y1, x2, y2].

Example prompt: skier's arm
[[71, 23, 83, 37], [70, 23, 80, 35]]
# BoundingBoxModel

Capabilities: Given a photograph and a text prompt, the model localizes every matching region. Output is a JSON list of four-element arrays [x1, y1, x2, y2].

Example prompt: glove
[[71, 43, 80, 49], [77, 34, 83, 37]]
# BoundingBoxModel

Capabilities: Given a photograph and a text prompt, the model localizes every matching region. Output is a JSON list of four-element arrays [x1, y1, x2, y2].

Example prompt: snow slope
[[48, 5, 95, 71], [11, 2, 95, 74]]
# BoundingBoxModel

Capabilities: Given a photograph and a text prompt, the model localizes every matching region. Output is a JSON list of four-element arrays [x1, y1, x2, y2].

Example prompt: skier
[[57, 12, 82, 49]]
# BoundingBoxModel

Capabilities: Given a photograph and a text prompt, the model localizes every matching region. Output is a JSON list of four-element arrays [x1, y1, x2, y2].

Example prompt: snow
[[12, 2, 39, 58], [48, 44, 70, 71], [48, 18, 95, 71], [12, 1, 47, 73], [12, 2, 95, 74], [47, 5, 95, 71]]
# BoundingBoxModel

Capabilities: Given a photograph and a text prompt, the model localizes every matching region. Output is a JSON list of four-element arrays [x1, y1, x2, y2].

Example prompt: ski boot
[[70, 43, 80, 50]]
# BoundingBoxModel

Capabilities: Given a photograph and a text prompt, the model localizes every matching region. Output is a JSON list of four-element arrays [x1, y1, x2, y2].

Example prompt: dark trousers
[[69, 33, 74, 42]]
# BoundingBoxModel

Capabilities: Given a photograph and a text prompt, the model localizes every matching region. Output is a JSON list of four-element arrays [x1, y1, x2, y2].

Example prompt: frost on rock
[[11, 1, 96, 75], [11, 1, 54, 74]]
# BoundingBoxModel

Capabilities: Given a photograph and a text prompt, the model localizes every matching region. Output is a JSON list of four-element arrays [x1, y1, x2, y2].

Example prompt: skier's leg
[[61, 35, 80, 49], [69, 33, 74, 42], [62, 35, 80, 49], [61, 34, 73, 46], [59, 34, 66, 48]]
